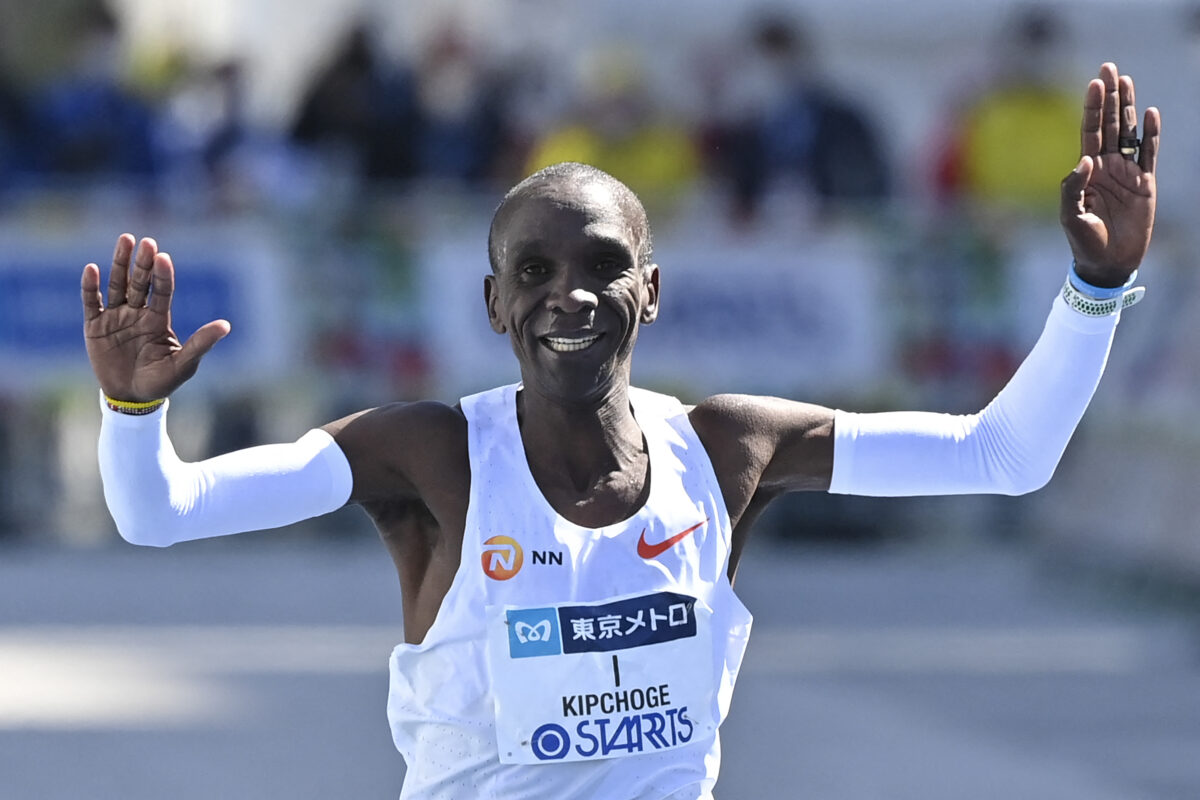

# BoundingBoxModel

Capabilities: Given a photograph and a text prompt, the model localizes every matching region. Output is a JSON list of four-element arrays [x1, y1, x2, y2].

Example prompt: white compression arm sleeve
[[829, 294, 1119, 497], [97, 394, 354, 546]]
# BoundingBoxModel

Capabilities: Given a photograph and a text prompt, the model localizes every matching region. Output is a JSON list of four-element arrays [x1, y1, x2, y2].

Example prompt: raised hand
[[82, 234, 230, 402], [1059, 62, 1160, 288]]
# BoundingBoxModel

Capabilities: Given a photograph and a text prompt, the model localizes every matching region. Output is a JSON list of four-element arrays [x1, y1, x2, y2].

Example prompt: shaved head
[[488, 162, 653, 273]]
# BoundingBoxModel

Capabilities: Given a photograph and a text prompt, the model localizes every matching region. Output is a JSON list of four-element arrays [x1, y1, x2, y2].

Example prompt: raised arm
[[85, 235, 352, 546], [830, 63, 1158, 497], [697, 63, 1159, 533]]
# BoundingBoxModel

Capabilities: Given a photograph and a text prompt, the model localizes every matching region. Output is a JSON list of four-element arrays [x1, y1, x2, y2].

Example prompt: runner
[[82, 62, 1158, 799]]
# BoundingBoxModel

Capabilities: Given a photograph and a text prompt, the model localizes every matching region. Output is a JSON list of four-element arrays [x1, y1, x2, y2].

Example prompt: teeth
[[544, 334, 600, 352]]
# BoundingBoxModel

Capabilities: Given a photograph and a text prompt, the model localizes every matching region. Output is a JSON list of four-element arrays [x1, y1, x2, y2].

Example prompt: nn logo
[[481, 536, 565, 581], [482, 536, 523, 580]]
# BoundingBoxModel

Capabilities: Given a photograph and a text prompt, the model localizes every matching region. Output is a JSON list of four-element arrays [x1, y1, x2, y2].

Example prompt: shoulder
[[688, 393, 835, 493], [322, 400, 468, 504], [686, 395, 773, 472], [688, 393, 819, 441], [689, 393, 833, 434], [687, 393, 765, 428]]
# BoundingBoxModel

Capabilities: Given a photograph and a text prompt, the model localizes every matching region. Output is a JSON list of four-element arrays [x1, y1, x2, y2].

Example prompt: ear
[[640, 263, 660, 325], [484, 274, 507, 334]]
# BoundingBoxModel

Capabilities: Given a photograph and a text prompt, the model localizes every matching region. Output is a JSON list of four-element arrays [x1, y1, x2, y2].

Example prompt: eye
[[520, 262, 548, 276], [593, 259, 622, 273]]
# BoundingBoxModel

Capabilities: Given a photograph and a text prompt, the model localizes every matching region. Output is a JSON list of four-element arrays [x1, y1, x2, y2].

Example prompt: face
[[484, 180, 659, 406]]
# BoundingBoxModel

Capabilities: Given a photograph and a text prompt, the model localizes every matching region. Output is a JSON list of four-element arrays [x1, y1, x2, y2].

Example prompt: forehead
[[495, 181, 637, 257]]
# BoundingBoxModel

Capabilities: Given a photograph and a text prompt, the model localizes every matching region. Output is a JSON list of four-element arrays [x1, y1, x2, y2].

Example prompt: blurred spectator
[[488, 54, 569, 186], [159, 56, 322, 215], [0, 398, 14, 538], [197, 62, 248, 183], [411, 21, 507, 185], [161, 60, 249, 195], [24, 0, 160, 179], [1179, 3, 1200, 217], [932, 8, 1078, 213], [291, 22, 420, 182], [703, 13, 890, 223], [524, 47, 699, 209], [0, 71, 27, 187]]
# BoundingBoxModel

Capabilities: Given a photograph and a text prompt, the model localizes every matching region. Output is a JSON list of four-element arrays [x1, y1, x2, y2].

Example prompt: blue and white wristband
[[1061, 262, 1145, 317]]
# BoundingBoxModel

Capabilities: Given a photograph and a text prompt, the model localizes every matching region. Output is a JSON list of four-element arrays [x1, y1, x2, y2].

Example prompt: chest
[[527, 456, 652, 530], [468, 478, 720, 614], [456, 384, 734, 604]]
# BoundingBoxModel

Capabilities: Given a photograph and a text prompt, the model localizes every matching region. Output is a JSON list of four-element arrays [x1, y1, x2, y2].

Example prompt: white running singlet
[[387, 384, 753, 799]]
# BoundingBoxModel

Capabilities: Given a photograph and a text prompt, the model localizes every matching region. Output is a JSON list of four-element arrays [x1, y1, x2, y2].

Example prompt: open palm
[[82, 235, 230, 402], [1060, 63, 1159, 287]]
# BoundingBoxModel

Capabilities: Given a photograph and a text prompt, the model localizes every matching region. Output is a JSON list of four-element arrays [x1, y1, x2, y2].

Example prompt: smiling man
[[83, 63, 1158, 799]]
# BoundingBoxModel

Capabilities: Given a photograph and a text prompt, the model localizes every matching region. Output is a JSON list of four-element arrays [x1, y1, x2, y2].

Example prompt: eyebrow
[[583, 234, 635, 253], [506, 234, 635, 262]]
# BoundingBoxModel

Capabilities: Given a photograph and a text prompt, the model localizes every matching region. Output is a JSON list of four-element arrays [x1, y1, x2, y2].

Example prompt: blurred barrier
[[0, 223, 295, 396]]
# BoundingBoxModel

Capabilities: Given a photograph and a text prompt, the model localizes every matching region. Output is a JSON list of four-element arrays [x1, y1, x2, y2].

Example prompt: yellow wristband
[[104, 395, 166, 415]]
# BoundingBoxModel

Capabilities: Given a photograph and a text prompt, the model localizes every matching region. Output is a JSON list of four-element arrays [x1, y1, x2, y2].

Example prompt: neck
[[517, 381, 645, 496]]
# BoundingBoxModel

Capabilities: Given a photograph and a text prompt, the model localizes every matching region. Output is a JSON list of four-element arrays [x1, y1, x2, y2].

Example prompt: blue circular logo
[[531, 723, 571, 760]]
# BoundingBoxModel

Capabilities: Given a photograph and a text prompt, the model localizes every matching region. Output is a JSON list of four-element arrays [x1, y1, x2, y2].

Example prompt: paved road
[[1, 533, 1198, 799]]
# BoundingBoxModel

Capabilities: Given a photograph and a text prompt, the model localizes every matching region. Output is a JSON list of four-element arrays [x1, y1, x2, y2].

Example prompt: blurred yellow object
[[960, 86, 1079, 212], [525, 123, 699, 204]]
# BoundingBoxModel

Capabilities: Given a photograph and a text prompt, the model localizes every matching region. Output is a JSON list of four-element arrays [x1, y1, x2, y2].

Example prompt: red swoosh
[[637, 520, 707, 559]]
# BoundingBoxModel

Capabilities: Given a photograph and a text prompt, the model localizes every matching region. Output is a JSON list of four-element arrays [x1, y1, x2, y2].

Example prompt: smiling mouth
[[542, 333, 602, 353]]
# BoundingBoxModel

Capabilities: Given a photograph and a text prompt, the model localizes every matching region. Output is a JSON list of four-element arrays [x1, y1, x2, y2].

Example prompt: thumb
[[177, 319, 231, 370], [1060, 156, 1093, 212]]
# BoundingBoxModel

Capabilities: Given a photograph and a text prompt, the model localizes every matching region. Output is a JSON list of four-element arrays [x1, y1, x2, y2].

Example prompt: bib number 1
[[486, 591, 717, 764]]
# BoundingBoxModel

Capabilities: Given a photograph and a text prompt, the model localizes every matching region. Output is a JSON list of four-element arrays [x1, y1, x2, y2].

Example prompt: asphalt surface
[[2, 531, 1198, 799]]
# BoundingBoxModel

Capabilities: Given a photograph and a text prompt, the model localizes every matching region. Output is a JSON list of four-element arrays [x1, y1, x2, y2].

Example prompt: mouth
[[541, 332, 603, 353]]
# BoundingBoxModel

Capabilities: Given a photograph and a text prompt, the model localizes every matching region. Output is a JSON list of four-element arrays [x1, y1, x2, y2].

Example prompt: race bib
[[486, 591, 716, 764]]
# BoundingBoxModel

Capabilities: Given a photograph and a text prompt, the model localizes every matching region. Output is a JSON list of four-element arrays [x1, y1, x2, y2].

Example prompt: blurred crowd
[[0, 2, 1105, 225], [0, 1, 901, 223]]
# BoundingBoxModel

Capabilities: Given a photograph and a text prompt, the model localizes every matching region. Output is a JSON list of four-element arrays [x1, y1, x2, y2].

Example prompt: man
[[82, 63, 1158, 799]]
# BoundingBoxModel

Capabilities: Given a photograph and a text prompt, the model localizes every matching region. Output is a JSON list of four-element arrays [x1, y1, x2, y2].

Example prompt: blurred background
[[1, 0, 1199, 797]]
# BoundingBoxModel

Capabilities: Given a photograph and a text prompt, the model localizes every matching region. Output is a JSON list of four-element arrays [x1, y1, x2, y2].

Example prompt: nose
[[547, 269, 598, 314]]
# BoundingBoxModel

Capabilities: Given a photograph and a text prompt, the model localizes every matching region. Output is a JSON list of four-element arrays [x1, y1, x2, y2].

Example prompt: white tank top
[[387, 384, 753, 799]]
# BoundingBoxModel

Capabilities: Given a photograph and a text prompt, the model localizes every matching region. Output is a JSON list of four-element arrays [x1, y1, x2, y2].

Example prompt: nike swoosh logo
[[637, 520, 707, 559]]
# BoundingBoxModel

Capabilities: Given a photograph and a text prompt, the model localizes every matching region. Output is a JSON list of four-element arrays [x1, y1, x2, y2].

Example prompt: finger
[[1080, 78, 1103, 158], [127, 237, 157, 308], [82, 263, 104, 322], [1099, 62, 1120, 154], [106, 233, 135, 308], [1118, 75, 1138, 160], [176, 319, 232, 373], [147, 252, 176, 317], [1139, 106, 1160, 175]]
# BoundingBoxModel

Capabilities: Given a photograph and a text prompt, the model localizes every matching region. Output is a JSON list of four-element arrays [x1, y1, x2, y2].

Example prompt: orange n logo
[[482, 535, 523, 580]]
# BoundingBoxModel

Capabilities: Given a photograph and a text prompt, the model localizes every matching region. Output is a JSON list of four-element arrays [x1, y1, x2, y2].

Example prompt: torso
[[381, 384, 752, 798], [341, 393, 772, 645]]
